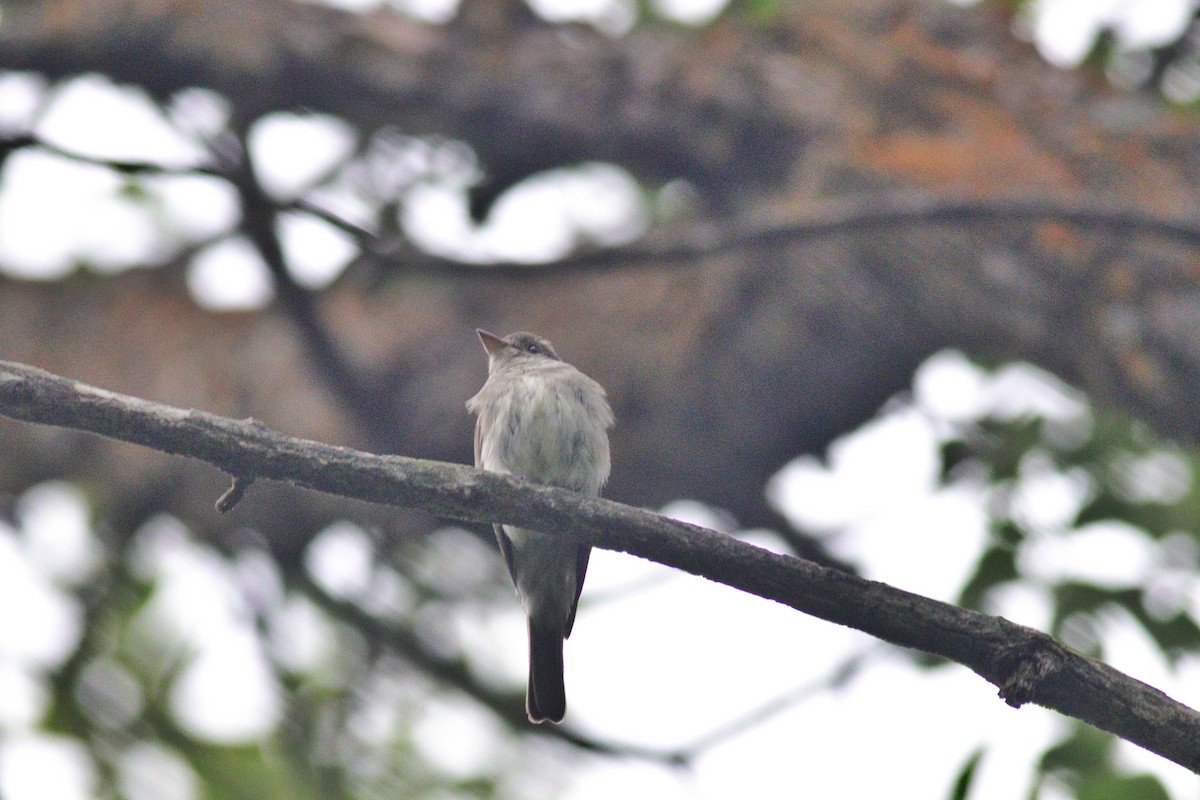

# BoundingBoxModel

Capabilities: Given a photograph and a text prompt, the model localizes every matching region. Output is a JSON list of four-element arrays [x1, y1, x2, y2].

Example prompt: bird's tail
[[526, 618, 566, 724]]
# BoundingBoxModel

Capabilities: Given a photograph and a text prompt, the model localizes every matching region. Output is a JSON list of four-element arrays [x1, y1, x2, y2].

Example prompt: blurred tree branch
[[0, 0, 796, 211], [223, 139, 393, 441], [10, 134, 1200, 276], [2, 359, 1199, 773]]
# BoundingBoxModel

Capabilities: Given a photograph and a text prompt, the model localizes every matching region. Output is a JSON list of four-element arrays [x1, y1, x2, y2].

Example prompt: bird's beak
[[477, 329, 508, 356]]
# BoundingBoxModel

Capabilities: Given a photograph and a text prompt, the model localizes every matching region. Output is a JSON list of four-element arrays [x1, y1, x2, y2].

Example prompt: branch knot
[[994, 629, 1064, 708]]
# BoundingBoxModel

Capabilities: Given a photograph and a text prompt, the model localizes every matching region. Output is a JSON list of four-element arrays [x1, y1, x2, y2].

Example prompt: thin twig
[[3, 133, 223, 178], [666, 646, 876, 763], [216, 474, 254, 512]]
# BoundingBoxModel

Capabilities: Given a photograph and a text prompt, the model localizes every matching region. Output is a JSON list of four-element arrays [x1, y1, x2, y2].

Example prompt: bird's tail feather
[[527, 618, 566, 724]]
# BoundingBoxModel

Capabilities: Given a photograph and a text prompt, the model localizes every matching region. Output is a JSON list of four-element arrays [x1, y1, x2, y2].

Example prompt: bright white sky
[[1, 1, 1199, 798]]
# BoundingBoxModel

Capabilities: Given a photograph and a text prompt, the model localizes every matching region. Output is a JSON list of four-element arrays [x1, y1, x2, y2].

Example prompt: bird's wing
[[495, 524, 518, 582], [565, 545, 590, 637], [473, 404, 484, 468], [476, 407, 520, 582]]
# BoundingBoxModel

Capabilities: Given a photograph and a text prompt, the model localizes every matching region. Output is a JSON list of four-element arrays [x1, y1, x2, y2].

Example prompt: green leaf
[[1073, 492, 1129, 527], [946, 748, 985, 800], [183, 742, 320, 800], [1038, 725, 1171, 800], [1125, 601, 1200, 656], [1077, 773, 1170, 800], [118, 177, 151, 202], [1053, 584, 1122, 619], [978, 418, 1044, 480], [940, 439, 974, 479], [1039, 724, 1113, 773], [958, 546, 1018, 610]]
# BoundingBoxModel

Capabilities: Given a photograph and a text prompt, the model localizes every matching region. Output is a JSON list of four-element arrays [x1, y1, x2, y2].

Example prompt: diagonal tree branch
[[226, 147, 391, 442], [1, 358, 1199, 772]]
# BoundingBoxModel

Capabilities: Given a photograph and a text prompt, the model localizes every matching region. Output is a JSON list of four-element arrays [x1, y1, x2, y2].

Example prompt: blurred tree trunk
[[2, 0, 1199, 553]]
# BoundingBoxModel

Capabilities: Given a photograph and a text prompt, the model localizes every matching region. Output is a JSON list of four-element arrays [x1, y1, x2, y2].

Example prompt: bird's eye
[[525, 343, 541, 354]]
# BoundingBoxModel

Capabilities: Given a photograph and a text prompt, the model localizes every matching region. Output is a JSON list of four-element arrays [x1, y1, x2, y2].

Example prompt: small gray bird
[[467, 329, 613, 723]]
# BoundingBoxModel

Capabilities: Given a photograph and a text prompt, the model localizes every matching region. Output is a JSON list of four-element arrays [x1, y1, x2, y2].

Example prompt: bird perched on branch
[[467, 329, 613, 723]]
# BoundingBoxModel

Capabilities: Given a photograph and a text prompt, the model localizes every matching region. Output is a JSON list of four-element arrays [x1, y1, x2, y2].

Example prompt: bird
[[467, 329, 613, 723]]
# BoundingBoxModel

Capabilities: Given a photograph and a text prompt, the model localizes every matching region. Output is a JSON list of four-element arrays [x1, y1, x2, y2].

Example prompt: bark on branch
[[1, 359, 1198, 771]]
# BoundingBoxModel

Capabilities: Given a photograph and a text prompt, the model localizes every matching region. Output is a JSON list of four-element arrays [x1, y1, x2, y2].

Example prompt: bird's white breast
[[479, 364, 611, 495]]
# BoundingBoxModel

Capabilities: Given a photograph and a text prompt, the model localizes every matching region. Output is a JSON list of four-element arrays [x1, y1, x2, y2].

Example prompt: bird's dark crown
[[504, 332, 561, 361]]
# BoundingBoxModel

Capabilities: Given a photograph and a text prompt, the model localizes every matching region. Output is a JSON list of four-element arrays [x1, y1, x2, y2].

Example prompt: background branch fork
[[1, 358, 1198, 772]]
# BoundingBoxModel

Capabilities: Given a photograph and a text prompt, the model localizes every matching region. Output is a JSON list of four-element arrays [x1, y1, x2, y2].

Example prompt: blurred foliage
[[948, 403, 1200, 658], [1089, 22, 1200, 105], [1034, 724, 1172, 800], [0, 494, 522, 800], [999, 0, 1200, 104], [722, 0, 1200, 105], [937, 363, 1199, 798]]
